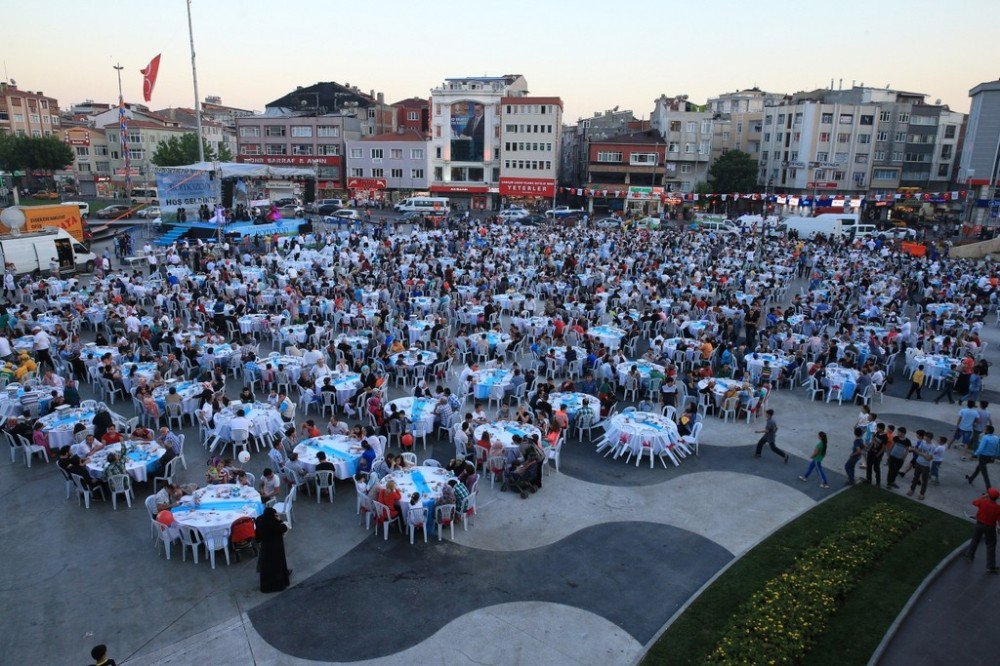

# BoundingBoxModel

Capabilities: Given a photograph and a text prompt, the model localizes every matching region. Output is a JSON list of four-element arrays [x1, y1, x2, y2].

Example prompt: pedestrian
[[948, 401, 979, 450], [965, 487, 1000, 574], [906, 431, 935, 500], [905, 364, 925, 400], [886, 426, 911, 489], [930, 435, 947, 484], [864, 422, 888, 487], [933, 364, 958, 404], [88, 644, 116, 666], [754, 408, 789, 463], [845, 426, 864, 485], [799, 431, 830, 488], [254, 506, 291, 593], [965, 424, 998, 490]]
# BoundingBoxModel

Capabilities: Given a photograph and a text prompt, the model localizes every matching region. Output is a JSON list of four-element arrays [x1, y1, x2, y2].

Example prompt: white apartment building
[[429, 74, 528, 210], [707, 88, 787, 115], [649, 95, 714, 192], [499, 96, 562, 202]]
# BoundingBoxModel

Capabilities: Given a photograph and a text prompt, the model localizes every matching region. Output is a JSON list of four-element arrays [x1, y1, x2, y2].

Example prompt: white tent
[[157, 161, 316, 179]]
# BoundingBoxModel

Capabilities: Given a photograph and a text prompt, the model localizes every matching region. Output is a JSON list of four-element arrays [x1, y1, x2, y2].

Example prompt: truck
[[780, 212, 876, 240], [0, 226, 97, 276], [0, 203, 87, 242]]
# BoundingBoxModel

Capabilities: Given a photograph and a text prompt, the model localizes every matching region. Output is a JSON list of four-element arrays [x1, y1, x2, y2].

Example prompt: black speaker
[[304, 179, 316, 204], [221, 179, 235, 208]]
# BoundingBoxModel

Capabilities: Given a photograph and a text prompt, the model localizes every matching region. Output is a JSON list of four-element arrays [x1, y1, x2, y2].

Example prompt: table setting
[[603, 410, 687, 466], [471, 367, 512, 400], [86, 440, 165, 483], [293, 434, 362, 479]]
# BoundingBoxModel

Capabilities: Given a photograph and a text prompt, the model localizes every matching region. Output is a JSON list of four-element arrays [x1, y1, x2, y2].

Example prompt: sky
[[5, 0, 1000, 122]]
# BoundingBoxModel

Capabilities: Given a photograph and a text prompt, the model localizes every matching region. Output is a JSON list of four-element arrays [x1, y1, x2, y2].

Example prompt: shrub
[[706, 503, 921, 664]]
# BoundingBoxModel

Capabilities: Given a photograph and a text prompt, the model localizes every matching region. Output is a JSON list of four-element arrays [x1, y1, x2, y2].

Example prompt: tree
[[216, 143, 233, 162], [0, 134, 75, 173], [150, 133, 218, 166], [707, 150, 759, 194]]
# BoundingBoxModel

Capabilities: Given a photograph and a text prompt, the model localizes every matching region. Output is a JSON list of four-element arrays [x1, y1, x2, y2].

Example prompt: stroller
[[503, 459, 539, 499]]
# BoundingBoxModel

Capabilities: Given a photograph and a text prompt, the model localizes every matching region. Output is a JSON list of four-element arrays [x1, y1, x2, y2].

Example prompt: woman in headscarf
[[254, 507, 290, 593], [359, 364, 378, 390]]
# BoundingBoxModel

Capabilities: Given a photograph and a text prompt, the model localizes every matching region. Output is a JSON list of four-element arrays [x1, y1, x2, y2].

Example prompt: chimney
[[377, 92, 384, 104], [838, 79, 843, 90], [830, 78, 834, 90], [370, 89, 375, 99]]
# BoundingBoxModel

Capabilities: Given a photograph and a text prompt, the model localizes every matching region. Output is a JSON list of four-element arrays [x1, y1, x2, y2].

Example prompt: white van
[[62, 201, 90, 218], [395, 197, 450, 215], [782, 213, 876, 240], [129, 187, 159, 205], [0, 227, 98, 275]]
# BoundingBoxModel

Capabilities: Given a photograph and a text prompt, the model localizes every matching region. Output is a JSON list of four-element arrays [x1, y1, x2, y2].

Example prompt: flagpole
[[114, 62, 130, 201], [186, 0, 205, 164]]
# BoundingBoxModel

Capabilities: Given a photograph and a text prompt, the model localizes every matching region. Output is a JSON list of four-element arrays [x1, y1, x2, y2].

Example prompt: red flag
[[141, 54, 161, 102]]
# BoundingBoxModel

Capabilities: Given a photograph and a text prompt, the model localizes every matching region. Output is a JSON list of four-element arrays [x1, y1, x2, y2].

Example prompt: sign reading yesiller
[[154, 168, 221, 212], [498, 177, 555, 197], [806, 181, 838, 189], [346, 177, 387, 190]]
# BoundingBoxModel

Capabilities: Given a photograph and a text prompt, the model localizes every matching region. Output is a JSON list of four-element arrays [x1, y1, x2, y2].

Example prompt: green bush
[[707, 503, 921, 665]]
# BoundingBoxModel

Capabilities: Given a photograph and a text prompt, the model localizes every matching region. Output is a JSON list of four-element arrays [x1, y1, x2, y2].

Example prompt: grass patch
[[642, 485, 969, 665]]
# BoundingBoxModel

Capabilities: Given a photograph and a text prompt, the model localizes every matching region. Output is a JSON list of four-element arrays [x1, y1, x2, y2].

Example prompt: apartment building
[[649, 95, 714, 192], [957, 80, 1000, 224], [499, 96, 562, 201], [561, 108, 639, 187], [61, 123, 113, 196], [391, 98, 429, 135], [344, 129, 429, 200], [428, 74, 529, 209], [707, 88, 788, 115], [0, 82, 60, 137]]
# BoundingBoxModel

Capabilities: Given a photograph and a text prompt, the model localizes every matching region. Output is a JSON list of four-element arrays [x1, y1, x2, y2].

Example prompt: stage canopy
[[157, 161, 316, 179]]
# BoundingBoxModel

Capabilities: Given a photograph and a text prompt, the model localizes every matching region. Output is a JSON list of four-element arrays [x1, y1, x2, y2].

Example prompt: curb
[[865, 542, 968, 666], [631, 484, 851, 666]]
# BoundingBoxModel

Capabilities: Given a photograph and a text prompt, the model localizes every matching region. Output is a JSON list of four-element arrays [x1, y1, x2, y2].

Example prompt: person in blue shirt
[[358, 440, 376, 472], [951, 401, 980, 449], [966, 425, 999, 490], [845, 427, 865, 485]]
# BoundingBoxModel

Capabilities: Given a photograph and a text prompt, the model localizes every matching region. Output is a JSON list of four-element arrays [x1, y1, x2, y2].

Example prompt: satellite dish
[[0, 206, 26, 233]]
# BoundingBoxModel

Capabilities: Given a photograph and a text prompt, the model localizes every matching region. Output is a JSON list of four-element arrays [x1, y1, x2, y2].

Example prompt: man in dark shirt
[[886, 427, 912, 489], [315, 451, 336, 473]]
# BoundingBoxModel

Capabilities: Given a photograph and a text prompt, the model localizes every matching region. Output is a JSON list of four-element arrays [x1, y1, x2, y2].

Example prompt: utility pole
[[186, 0, 205, 164]]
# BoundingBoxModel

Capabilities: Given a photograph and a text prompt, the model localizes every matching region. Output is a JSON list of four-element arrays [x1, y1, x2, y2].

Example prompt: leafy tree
[[708, 150, 759, 193], [216, 143, 233, 162], [0, 134, 75, 173], [150, 133, 218, 166]]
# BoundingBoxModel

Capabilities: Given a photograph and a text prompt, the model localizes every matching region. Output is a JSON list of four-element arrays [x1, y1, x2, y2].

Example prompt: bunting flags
[[141, 54, 161, 103], [557, 186, 968, 206]]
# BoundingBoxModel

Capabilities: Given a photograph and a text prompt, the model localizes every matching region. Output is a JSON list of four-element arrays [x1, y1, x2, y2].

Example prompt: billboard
[[450, 101, 485, 162], [499, 177, 555, 197], [0, 205, 85, 241], [154, 168, 220, 213]]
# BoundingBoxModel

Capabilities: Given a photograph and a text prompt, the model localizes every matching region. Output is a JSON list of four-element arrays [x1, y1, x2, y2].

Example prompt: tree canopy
[[0, 134, 75, 173], [151, 133, 226, 166], [707, 150, 759, 193]]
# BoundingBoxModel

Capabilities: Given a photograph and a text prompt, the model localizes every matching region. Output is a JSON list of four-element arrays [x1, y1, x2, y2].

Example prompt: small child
[[931, 435, 948, 484]]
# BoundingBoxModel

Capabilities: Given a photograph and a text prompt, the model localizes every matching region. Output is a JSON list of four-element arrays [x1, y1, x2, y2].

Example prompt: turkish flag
[[141, 54, 161, 102]]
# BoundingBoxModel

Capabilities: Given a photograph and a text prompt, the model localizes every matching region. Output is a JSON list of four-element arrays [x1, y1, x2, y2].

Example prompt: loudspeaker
[[222, 179, 235, 208], [304, 179, 316, 204]]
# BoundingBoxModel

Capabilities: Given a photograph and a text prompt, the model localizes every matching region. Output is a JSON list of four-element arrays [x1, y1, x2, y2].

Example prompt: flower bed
[[706, 503, 921, 665]]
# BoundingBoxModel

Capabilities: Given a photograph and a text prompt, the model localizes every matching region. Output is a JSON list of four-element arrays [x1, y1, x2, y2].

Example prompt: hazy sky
[[6, 0, 999, 122]]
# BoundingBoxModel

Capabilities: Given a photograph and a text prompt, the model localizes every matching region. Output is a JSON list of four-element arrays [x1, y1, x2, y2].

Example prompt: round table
[[153, 380, 205, 415], [214, 403, 284, 441], [471, 368, 512, 400], [81, 346, 121, 365], [905, 351, 957, 380], [409, 297, 438, 314], [493, 293, 526, 311], [547, 392, 601, 423], [681, 319, 714, 336], [38, 407, 97, 449], [170, 484, 264, 544], [475, 421, 542, 451], [386, 397, 436, 432], [86, 440, 165, 483], [0, 385, 61, 417], [376, 466, 456, 534], [314, 372, 361, 406], [824, 365, 860, 400], [589, 325, 626, 350], [696, 377, 748, 407], [405, 320, 434, 346], [293, 435, 362, 479], [389, 349, 437, 368], [458, 305, 484, 325], [744, 352, 793, 376], [238, 313, 275, 335], [616, 360, 665, 386], [604, 411, 687, 466], [280, 324, 325, 344]]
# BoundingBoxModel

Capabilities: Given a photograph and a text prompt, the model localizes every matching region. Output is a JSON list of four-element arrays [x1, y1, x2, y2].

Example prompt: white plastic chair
[[681, 422, 703, 456], [152, 457, 179, 492], [71, 473, 105, 508], [273, 485, 297, 527], [401, 451, 418, 466], [202, 527, 231, 569], [407, 505, 429, 544], [372, 500, 401, 540], [546, 436, 563, 473], [575, 412, 595, 442], [108, 473, 133, 510], [18, 434, 49, 468], [355, 481, 374, 529], [152, 519, 176, 559], [177, 524, 204, 564], [314, 470, 336, 503], [720, 397, 738, 423], [435, 503, 457, 541]]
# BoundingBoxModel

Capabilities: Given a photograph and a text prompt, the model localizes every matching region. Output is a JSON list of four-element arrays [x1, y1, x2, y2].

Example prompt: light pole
[[186, 0, 205, 164], [757, 177, 772, 269]]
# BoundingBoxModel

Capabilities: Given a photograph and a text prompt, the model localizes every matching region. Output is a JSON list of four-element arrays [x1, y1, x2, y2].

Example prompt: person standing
[[799, 431, 830, 488], [905, 364, 926, 400], [965, 488, 1000, 574], [886, 427, 912, 489], [906, 432, 935, 500], [933, 364, 959, 404], [754, 409, 789, 463], [254, 506, 291, 592], [949, 401, 980, 450], [845, 427, 865, 485], [966, 425, 999, 490], [865, 422, 888, 487]]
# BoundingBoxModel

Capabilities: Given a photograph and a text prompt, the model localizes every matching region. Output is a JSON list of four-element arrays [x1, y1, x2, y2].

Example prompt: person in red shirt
[[101, 424, 123, 446], [966, 487, 1000, 573]]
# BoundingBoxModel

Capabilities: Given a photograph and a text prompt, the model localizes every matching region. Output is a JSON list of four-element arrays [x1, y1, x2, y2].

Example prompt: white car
[[498, 207, 529, 221], [594, 217, 621, 229], [135, 206, 160, 219], [62, 201, 90, 218], [309, 198, 344, 213], [327, 209, 363, 222], [544, 205, 584, 218]]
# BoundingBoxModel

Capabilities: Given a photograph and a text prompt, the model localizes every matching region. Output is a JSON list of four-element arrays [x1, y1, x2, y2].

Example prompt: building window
[[410, 148, 424, 159], [777, 114, 786, 124], [905, 153, 929, 163], [265, 126, 286, 137], [684, 143, 694, 153], [680, 164, 691, 173], [821, 113, 833, 124], [685, 121, 697, 133], [669, 121, 681, 132], [629, 152, 658, 165], [348, 148, 362, 159], [434, 125, 441, 138], [291, 144, 312, 155], [700, 120, 711, 134], [350, 167, 364, 177], [77, 162, 91, 172], [832, 170, 844, 180], [94, 146, 108, 156], [291, 126, 313, 138], [941, 144, 953, 160], [938, 164, 950, 178], [793, 112, 803, 125], [853, 172, 866, 186], [839, 113, 853, 124], [390, 168, 403, 178], [873, 168, 896, 181], [944, 125, 956, 139], [855, 153, 868, 163], [317, 126, 340, 137], [435, 147, 442, 159], [874, 150, 886, 160], [860, 114, 874, 126], [411, 168, 424, 179], [894, 131, 906, 142], [367, 108, 376, 119], [764, 115, 773, 125], [370, 148, 383, 160], [699, 140, 710, 155], [316, 144, 339, 156], [816, 151, 829, 162], [668, 142, 678, 152], [596, 151, 623, 163], [29, 114, 40, 123], [835, 152, 849, 164], [819, 132, 830, 142], [897, 112, 910, 123], [891, 151, 902, 161], [371, 168, 384, 177], [127, 149, 144, 160], [876, 130, 888, 141], [837, 133, 850, 143], [11, 113, 24, 122], [857, 134, 871, 144], [389, 148, 403, 159], [265, 144, 287, 155], [75, 146, 89, 157], [407, 111, 419, 121], [241, 144, 261, 155], [879, 111, 891, 122]]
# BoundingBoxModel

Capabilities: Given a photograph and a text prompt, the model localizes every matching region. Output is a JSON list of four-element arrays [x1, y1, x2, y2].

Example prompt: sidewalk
[[878, 548, 998, 665]]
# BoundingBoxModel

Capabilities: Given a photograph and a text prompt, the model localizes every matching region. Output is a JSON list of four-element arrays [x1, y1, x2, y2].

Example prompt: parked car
[[135, 206, 161, 219], [498, 206, 529, 221], [634, 217, 662, 230], [327, 209, 363, 222], [516, 214, 546, 226], [95, 205, 133, 219], [315, 203, 342, 216], [32, 190, 60, 200], [544, 205, 585, 218], [273, 197, 298, 208], [594, 217, 621, 229], [308, 198, 343, 213], [278, 205, 304, 218]]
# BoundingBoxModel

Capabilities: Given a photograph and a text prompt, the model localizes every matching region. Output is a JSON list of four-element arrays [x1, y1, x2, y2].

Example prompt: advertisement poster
[[154, 168, 220, 213], [450, 101, 485, 162]]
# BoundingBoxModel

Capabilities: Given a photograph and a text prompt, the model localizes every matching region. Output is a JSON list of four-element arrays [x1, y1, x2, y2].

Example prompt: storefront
[[499, 177, 555, 209], [625, 186, 663, 217], [429, 184, 491, 211], [347, 177, 387, 204]]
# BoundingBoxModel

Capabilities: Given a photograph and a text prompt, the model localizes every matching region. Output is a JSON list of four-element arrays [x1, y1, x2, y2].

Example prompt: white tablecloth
[[616, 360, 665, 386], [38, 407, 97, 448], [475, 421, 542, 450], [214, 403, 284, 441], [589, 325, 626, 350], [293, 435, 361, 480], [170, 484, 264, 545], [386, 397, 436, 432], [86, 440, 165, 483], [905, 350, 958, 380], [604, 411, 687, 466], [547, 392, 601, 423], [471, 368, 512, 400]]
